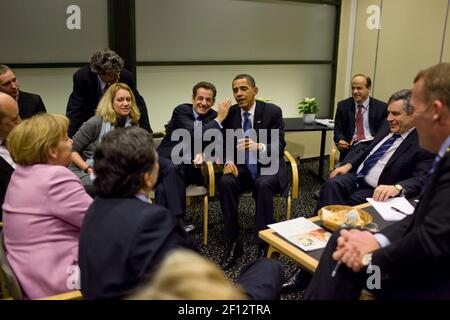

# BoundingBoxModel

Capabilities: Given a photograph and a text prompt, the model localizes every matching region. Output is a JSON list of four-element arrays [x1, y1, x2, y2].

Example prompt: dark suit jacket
[[157, 103, 220, 161], [78, 197, 197, 299], [66, 65, 152, 137], [372, 150, 450, 299], [348, 123, 434, 197], [221, 101, 288, 191], [0, 156, 14, 215], [334, 96, 388, 144], [17, 91, 46, 119]]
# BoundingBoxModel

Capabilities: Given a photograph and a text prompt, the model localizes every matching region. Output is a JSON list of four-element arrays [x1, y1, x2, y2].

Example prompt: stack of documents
[[367, 197, 415, 221], [314, 119, 334, 128], [268, 217, 331, 251]]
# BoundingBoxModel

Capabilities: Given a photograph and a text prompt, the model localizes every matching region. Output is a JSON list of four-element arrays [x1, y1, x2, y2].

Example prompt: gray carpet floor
[[185, 157, 329, 300]]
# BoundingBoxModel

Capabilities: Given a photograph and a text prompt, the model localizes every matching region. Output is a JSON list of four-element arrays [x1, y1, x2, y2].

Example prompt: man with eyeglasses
[[66, 48, 152, 137]]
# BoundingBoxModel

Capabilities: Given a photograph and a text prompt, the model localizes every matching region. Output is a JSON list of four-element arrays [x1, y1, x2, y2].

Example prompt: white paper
[[314, 118, 334, 128], [268, 217, 331, 251], [366, 197, 415, 221]]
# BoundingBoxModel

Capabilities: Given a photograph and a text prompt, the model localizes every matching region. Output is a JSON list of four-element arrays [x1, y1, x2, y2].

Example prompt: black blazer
[[66, 65, 152, 137], [78, 197, 197, 299], [372, 150, 450, 299], [0, 157, 14, 215], [334, 97, 388, 144], [17, 91, 46, 119], [348, 123, 434, 197], [221, 101, 288, 190], [157, 103, 220, 161]]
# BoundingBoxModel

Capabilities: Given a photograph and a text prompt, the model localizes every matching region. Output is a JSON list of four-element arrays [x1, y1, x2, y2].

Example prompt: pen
[[331, 261, 342, 278], [390, 206, 407, 215]]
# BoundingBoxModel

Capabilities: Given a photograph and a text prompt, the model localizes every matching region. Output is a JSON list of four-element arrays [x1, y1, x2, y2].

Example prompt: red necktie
[[355, 105, 365, 141]]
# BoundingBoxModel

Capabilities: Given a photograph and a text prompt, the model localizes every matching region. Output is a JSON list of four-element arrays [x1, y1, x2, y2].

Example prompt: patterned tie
[[355, 105, 366, 141], [243, 112, 258, 180], [354, 134, 400, 186]]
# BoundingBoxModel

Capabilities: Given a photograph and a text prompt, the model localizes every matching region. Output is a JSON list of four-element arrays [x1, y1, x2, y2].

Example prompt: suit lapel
[[384, 129, 416, 169], [253, 101, 264, 130], [349, 99, 356, 136]]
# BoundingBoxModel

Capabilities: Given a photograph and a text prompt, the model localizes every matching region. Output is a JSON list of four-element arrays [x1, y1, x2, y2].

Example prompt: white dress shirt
[[0, 139, 16, 169], [357, 128, 414, 188]]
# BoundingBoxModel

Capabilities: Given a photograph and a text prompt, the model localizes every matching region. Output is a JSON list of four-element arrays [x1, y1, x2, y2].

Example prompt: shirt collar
[[240, 101, 257, 117], [98, 76, 107, 91], [355, 97, 370, 109], [192, 108, 200, 120], [438, 135, 450, 158], [135, 194, 149, 203]]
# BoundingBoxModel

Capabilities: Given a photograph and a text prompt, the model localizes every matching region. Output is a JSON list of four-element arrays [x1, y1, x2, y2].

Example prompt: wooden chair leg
[[203, 195, 208, 245], [286, 194, 292, 220]]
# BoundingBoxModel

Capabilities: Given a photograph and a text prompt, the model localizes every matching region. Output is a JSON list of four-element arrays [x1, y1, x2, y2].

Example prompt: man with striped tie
[[314, 89, 434, 214]]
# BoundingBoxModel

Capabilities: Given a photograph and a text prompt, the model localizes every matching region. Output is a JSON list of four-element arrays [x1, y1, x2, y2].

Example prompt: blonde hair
[[8, 113, 69, 165], [95, 82, 140, 125], [129, 250, 247, 300]]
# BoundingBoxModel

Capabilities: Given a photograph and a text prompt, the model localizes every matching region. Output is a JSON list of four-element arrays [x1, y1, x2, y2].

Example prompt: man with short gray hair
[[66, 48, 152, 137], [0, 64, 47, 120]]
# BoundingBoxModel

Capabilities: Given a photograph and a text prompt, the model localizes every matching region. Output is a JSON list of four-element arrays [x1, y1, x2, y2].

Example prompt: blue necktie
[[355, 134, 400, 186], [243, 112, 258, 180], [420, 154, 442, 195]]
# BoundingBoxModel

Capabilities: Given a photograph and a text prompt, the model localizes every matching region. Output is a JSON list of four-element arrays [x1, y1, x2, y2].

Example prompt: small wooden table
[[259, 203, 375, 273]]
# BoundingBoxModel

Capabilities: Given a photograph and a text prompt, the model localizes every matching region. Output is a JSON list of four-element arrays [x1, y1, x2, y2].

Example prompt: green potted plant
[[297, 97, 319, 124]]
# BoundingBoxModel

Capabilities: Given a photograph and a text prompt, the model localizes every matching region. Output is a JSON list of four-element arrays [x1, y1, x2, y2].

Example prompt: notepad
[[367, 197, 415, 221]]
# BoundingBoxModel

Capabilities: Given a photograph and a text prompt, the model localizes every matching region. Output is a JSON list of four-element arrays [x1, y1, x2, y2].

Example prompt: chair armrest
[[284, 150, 299, 199], [201, 161, 215, 197], [330, 144, 338, 172], [37, 290, 83, 300]]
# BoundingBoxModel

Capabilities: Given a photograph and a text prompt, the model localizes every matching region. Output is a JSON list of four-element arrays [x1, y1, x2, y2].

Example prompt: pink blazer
[[2, 164, 93, 299]]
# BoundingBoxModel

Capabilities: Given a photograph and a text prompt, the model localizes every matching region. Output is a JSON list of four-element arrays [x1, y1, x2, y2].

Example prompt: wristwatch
[[361, 253, 373, 267], [394, 184, 404, 196]]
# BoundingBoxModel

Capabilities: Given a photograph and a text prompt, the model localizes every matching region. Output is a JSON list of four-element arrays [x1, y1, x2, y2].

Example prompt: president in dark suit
[[66, 48, 151, 137], [157, 82, 231, 219], [305, 63, 450, 300], [219, 74, 288, 269], [0, 65, 46, 119], [315, 89, 433, 214], [334, 74, 388, 161], [0, 92, 21, 213]]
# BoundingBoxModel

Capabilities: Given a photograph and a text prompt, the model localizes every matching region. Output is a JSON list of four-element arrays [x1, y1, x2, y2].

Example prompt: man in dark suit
[[0, 92, 21, 213], [157, 81, 231, 221], [315, 89, 433, 214], [304, 63, 450, 300], [334, 74, 388, 161], [0, 65, 47, 119], [66, 48, 151, 137], [219, 74, 288, 269]]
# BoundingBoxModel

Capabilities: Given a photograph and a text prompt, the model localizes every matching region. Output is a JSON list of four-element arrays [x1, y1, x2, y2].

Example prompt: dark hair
[[233, 74, 256, 87], [192, 81, 217, 100], [90, 48, 124, 75], [388, 89, 412, 114], [352, 74, 372, 88], [93, 126, 156, 197]]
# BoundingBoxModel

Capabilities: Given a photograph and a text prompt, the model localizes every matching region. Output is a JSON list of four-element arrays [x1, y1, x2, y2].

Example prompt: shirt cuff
[[214, 119, 223, 129], [374, 233, 391, 248]]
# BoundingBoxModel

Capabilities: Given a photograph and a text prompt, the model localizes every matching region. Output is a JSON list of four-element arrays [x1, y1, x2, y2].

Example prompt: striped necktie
[[355, 134, 400, 186]]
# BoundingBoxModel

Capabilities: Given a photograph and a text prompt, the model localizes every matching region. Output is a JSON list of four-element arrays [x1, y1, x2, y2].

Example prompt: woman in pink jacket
[[2, 113, 93, 299]]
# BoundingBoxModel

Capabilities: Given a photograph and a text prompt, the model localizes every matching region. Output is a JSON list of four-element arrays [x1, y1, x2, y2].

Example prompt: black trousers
[[218, 165, 282, 244], [155, 157, 185, 217], [314, 173, 374, 214], [237, 257, 284, 300]]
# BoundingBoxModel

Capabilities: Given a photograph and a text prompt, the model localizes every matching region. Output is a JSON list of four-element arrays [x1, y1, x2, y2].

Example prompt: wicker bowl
[[318, 205, 373, 232]]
